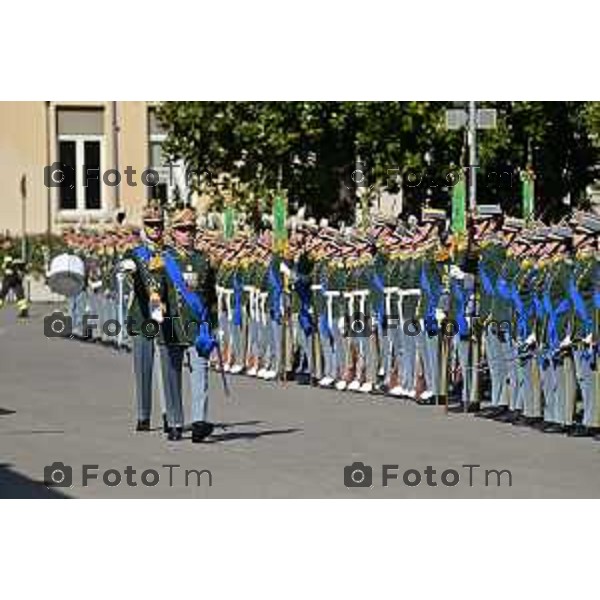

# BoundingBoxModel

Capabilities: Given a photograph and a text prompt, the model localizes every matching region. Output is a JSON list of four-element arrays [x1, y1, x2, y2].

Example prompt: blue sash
[[511, 285, 528, 339], [233, 272, 243, 327], [163, 250, 216, 357], [318, 271, 333, 339], [479, 265, 495, 296], [421, 266, 439, 323], [133, 245, 152, 263], [451, 280, 469, 336], [294, 275, 313, 336], [543, 291, 571, 352], [371, 271, 385, 323], [267, 261, 283, 323], [420, 267, 431, 294], [496, 277, 512, 301], [568, 278, 592, 334]]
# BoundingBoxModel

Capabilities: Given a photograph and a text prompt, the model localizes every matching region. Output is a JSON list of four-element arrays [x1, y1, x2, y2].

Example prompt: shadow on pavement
[[204, 427, 302, 444], [0, 407, 16, 416], [1, 430, 65, 435], [0, 464, 71, 498], [213, 420, 264, 429]]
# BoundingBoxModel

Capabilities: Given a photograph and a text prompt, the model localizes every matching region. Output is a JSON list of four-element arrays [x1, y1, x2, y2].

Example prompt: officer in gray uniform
[[159, 205, 217, 443], [120, 201, 168, 432]]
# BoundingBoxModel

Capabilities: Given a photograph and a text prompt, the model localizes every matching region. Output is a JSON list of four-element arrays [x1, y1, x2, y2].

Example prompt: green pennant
[[451, 176, 466, 234], [522, 170, 535, 221], [223, 206, 235, 240], [273, 195, 287, 250]]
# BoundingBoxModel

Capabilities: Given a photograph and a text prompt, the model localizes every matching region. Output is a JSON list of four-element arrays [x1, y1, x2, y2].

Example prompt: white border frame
[[56, 133, 107, 219]]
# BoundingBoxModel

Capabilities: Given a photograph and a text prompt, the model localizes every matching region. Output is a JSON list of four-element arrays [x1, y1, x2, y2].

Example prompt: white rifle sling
[[355, 290, 369, 316], [323, 291, 337, 329], [384, 286, 399, 321], [343, 292, 355, 317], [224, 289, 234, 322]]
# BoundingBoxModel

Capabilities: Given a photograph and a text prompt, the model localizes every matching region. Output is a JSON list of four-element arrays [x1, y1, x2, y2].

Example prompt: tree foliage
[[157, 101, 599, 225]]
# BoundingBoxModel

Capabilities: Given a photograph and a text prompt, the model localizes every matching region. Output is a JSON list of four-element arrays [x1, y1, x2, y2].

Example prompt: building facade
[[0, 101, 192, 236]]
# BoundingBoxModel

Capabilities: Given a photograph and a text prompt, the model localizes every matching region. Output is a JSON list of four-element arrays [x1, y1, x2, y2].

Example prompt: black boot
[[477, 406, 508, 419], [527, 417, 546, 430], [495, 409, 518, 423], [542, 422, 566, 434], [191, 421, 214, 443], [162, 413, 169, 434], [296, 372, 310, 385], [567, 424, 591, 437], [167, 427, 183, 441], [136, 419, 151, 432], [512, 413, 531, 427], [466, 402, 481, 413]]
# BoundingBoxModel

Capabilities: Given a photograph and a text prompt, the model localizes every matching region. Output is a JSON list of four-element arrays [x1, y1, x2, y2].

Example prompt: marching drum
[[47, 253, 86, 296]]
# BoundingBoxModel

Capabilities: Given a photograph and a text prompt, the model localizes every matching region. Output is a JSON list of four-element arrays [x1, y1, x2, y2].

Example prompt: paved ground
[[1, 304, 600, 498]]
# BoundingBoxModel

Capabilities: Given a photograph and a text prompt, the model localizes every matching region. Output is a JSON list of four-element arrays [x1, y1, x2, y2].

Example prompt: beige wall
[[0, 101, 49, 236], [0, 101, 155, 236], [119, 101, 150, 225]]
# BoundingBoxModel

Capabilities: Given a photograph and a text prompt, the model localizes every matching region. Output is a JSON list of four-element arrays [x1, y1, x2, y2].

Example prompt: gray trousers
[[401, 325, 417, 392], [294, 315, 313, 374], [159, 344, 210, 427], [456, 337, 470, 405], [486, 333, 511, 407], [542, 354, 575, 425], [378, 320, 395, 383], [332, 319, 346, 380], [187, 348, 209, 423], [133, 334, 166, 422], [574, 348, 596, 427], [68, 291, 86, 336], [218, 311, 230, 358], [516, 356, 534, 414], [319, 324, 335, 379], [269, 319, 282, 373], [230, 322, 244, 366], [418, 323, 440, 396], [541, 356, 558, 422], [248, 316, 260, 362]]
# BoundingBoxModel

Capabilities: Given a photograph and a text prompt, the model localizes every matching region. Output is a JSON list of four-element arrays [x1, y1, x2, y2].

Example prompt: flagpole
[[466, 100, 478, 413]]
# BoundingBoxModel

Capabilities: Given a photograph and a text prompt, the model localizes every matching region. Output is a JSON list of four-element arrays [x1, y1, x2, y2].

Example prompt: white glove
[[449, 265, 465, 280], [435, 308, 446, 322], [119, 259, 137, 273], [526, 333, 536, 346], [279, 262, 291, 277], [560, 335, 571, 349]]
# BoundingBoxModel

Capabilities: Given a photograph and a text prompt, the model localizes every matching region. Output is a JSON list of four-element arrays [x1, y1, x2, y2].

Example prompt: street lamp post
[[445, 102, 497, 412]]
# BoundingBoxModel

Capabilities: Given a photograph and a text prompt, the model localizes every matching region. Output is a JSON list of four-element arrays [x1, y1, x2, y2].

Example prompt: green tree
[[157, 101, 598, 227]]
